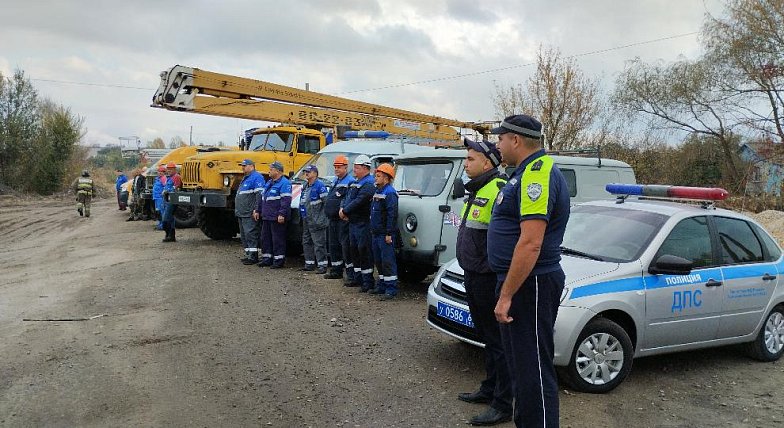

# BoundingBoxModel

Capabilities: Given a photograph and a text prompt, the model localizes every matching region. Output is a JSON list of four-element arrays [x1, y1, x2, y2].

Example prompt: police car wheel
[[745, 305, 784, 362], [561, 318, 633, 394]]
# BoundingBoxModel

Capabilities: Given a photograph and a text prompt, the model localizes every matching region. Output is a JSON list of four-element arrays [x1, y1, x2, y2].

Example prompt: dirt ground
[[0, 196, 783, 427]]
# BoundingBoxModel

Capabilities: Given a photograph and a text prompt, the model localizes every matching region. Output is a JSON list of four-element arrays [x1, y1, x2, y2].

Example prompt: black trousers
[[498, 269, 564, 428], [328, 219, 352, 278], [464, 270, 513, 414]]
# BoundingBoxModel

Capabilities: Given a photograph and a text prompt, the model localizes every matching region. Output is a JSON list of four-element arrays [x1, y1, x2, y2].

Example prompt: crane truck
[[150, 65, 488, 241]]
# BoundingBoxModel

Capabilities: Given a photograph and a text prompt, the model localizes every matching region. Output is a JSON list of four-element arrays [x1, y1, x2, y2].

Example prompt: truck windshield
[[249, 132, 294, 152], [393, 162, 453, 197], [561, 205, 667, 262]]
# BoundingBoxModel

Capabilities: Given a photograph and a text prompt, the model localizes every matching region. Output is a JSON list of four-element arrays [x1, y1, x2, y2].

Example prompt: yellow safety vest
[[461, 177, 506, 230]]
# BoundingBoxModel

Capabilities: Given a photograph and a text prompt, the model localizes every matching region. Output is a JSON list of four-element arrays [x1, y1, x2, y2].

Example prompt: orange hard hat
[[166, 162, 176, 168], [376, 163, 395, 179], [333, 155, 349, 166], [157, 165, 166, 172]]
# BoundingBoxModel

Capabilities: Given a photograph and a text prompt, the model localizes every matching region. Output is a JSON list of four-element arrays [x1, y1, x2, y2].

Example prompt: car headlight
[[560, 287, 570, 303], [405, 213, 417, 232], [223, 176, 230, 187]]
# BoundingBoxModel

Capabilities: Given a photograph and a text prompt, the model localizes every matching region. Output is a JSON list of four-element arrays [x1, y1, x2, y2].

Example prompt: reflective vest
[[76, 177, 93, 195], [460, 177, 505, 230]]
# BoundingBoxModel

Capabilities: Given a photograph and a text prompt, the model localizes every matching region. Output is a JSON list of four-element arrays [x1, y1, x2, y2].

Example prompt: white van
[[395, 151, 637, 282]]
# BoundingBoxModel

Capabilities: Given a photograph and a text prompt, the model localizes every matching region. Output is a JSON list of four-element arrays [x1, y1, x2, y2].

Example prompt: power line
[[27, 31, 700, 95], [30, 78, 153, 91], [340, 31, 700, 94]]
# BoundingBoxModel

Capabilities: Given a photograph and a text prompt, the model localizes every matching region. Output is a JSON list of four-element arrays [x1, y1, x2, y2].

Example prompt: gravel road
[[0, 197, 782, 427]]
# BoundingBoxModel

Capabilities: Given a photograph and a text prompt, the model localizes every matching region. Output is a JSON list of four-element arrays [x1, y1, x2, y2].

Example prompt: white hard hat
[[353, 154, 372, 167]]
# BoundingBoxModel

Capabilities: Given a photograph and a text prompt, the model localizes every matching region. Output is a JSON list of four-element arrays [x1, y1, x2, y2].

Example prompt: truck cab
[[394, 151, 638, 283]]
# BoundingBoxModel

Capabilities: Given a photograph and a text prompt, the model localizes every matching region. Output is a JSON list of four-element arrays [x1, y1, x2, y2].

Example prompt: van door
[[437, 159, 465, 265]]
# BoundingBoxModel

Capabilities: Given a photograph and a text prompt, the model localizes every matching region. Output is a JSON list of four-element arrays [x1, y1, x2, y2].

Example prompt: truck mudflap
[[168, 190, 229, 208]]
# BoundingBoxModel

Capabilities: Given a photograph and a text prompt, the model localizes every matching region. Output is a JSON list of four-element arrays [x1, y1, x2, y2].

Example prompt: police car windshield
[[562, 205, 668, 263], [249, 132, 294, 152], [394, 162, 453, 197]]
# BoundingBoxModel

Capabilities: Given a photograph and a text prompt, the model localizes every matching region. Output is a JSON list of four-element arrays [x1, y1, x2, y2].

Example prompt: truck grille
[[182, 160, 201, 184], [438, 271, 467, 304]]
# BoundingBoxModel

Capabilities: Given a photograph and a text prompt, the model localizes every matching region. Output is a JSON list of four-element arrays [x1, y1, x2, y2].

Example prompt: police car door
[[644, 216, 722, 349], [713, 216, 781, 338]]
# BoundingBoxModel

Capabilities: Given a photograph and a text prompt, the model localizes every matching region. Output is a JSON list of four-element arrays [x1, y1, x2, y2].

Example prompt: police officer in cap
[[488, 115, 570, 428], [456, 138, 512, 426]]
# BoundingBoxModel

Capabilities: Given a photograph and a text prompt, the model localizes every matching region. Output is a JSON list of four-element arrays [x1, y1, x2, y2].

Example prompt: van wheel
[[745, 305, 784, 362], [560, 318, 633, 393]]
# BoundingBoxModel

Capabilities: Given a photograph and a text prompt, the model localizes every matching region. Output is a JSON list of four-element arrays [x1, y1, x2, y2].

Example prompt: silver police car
[[427, 184, 784, 393]]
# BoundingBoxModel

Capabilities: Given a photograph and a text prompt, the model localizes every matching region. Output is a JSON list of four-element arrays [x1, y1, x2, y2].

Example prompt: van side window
[[560, 168, 577, 197]]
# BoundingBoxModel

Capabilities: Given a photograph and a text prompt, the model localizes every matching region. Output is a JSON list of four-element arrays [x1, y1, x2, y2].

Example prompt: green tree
[[0, 69, 41, 186], [26, 101, 85, 194]]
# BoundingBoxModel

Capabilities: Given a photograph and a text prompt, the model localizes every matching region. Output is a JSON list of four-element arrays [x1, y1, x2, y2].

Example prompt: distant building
[[739, 141, 784, 196]]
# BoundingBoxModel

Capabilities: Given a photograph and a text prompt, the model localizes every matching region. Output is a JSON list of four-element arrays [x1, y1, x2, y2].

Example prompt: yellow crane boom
[[151, 65, 488, 140]]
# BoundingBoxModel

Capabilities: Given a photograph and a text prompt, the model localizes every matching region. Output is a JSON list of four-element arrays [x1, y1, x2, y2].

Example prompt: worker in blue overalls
[[299, 165, 330, 273], [368, 163, 399, 300], [339, 154, 376, 291], [161, 162, 182, 243], [255, 161, 292, 269], [324, 155, 356, 283], [236, 159, 266, 265], [152, 165, 166, 230], [489, 115, 570, 428]]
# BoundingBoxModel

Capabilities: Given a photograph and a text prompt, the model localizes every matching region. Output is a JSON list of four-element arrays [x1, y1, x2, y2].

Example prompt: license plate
[[178, 195, 191, 203], [436, 302, 474, 328]]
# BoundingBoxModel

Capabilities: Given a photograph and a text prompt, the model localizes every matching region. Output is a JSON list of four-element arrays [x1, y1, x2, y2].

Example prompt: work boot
[[162, 231, 173, 243], [242, 256, 259, 265], [269, 264, 284, 269], [457, 391, 492, 404], [299, 266, 315, 272], [468, 407, 512, 426], [126, 217, 134, 222], [378, 294, 396, 301], [77, 207, 83, 217], [316, 266, 327, 274], [324, 271, 343, 279], [368, 287, 385, 295]]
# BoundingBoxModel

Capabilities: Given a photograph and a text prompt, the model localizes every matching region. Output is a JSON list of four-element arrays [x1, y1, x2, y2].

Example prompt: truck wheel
[[559, 317, 634, 394], [745, 304, 784, 362], [197, 208, 237, 240], [174, 205, 199, 228]]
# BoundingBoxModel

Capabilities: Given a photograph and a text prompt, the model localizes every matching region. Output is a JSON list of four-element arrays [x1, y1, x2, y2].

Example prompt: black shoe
[[258, 261, 272, 267], [344, 282, 361, 287], [299, 266, 315, 272], [359, 287, 371, 293], [162, 236, 175, 243], [368, 287, 385, 295], [458, 391, 492, 405], [316, 267, 327, 274], [242, 258, 258, 265], [78, 208, 83, 217], [126, 217, 134, 222], [469, 407, 512, 426], [270, 264, 284, 269], [378, 294, 396, 301], [324, 271, 343, 279]]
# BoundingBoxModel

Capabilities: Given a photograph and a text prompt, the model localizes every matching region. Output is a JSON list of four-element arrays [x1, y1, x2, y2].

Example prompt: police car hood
[[442, 255, 620, 290], [561, 255, 621, 287]]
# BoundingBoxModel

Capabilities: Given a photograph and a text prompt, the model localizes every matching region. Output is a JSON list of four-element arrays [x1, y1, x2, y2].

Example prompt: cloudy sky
[[0, 0, 726, 148]]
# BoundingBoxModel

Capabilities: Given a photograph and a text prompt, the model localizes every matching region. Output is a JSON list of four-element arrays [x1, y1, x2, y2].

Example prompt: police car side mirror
[[452, 178, 465, 199], [648, 254, 693, 275]]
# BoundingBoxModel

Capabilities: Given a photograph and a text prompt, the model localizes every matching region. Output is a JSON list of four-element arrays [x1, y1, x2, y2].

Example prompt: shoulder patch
[[527, 183, 543, 202], [530, 160, 543, 171]]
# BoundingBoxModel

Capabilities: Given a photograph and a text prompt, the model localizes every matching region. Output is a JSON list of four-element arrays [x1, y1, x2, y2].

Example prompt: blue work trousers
[[497, 269, 564, 428], [162, 201, 175, 233], [260, 220, 287, 267], [349, 222, 373, 289], [371, 234, 398, 296]]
